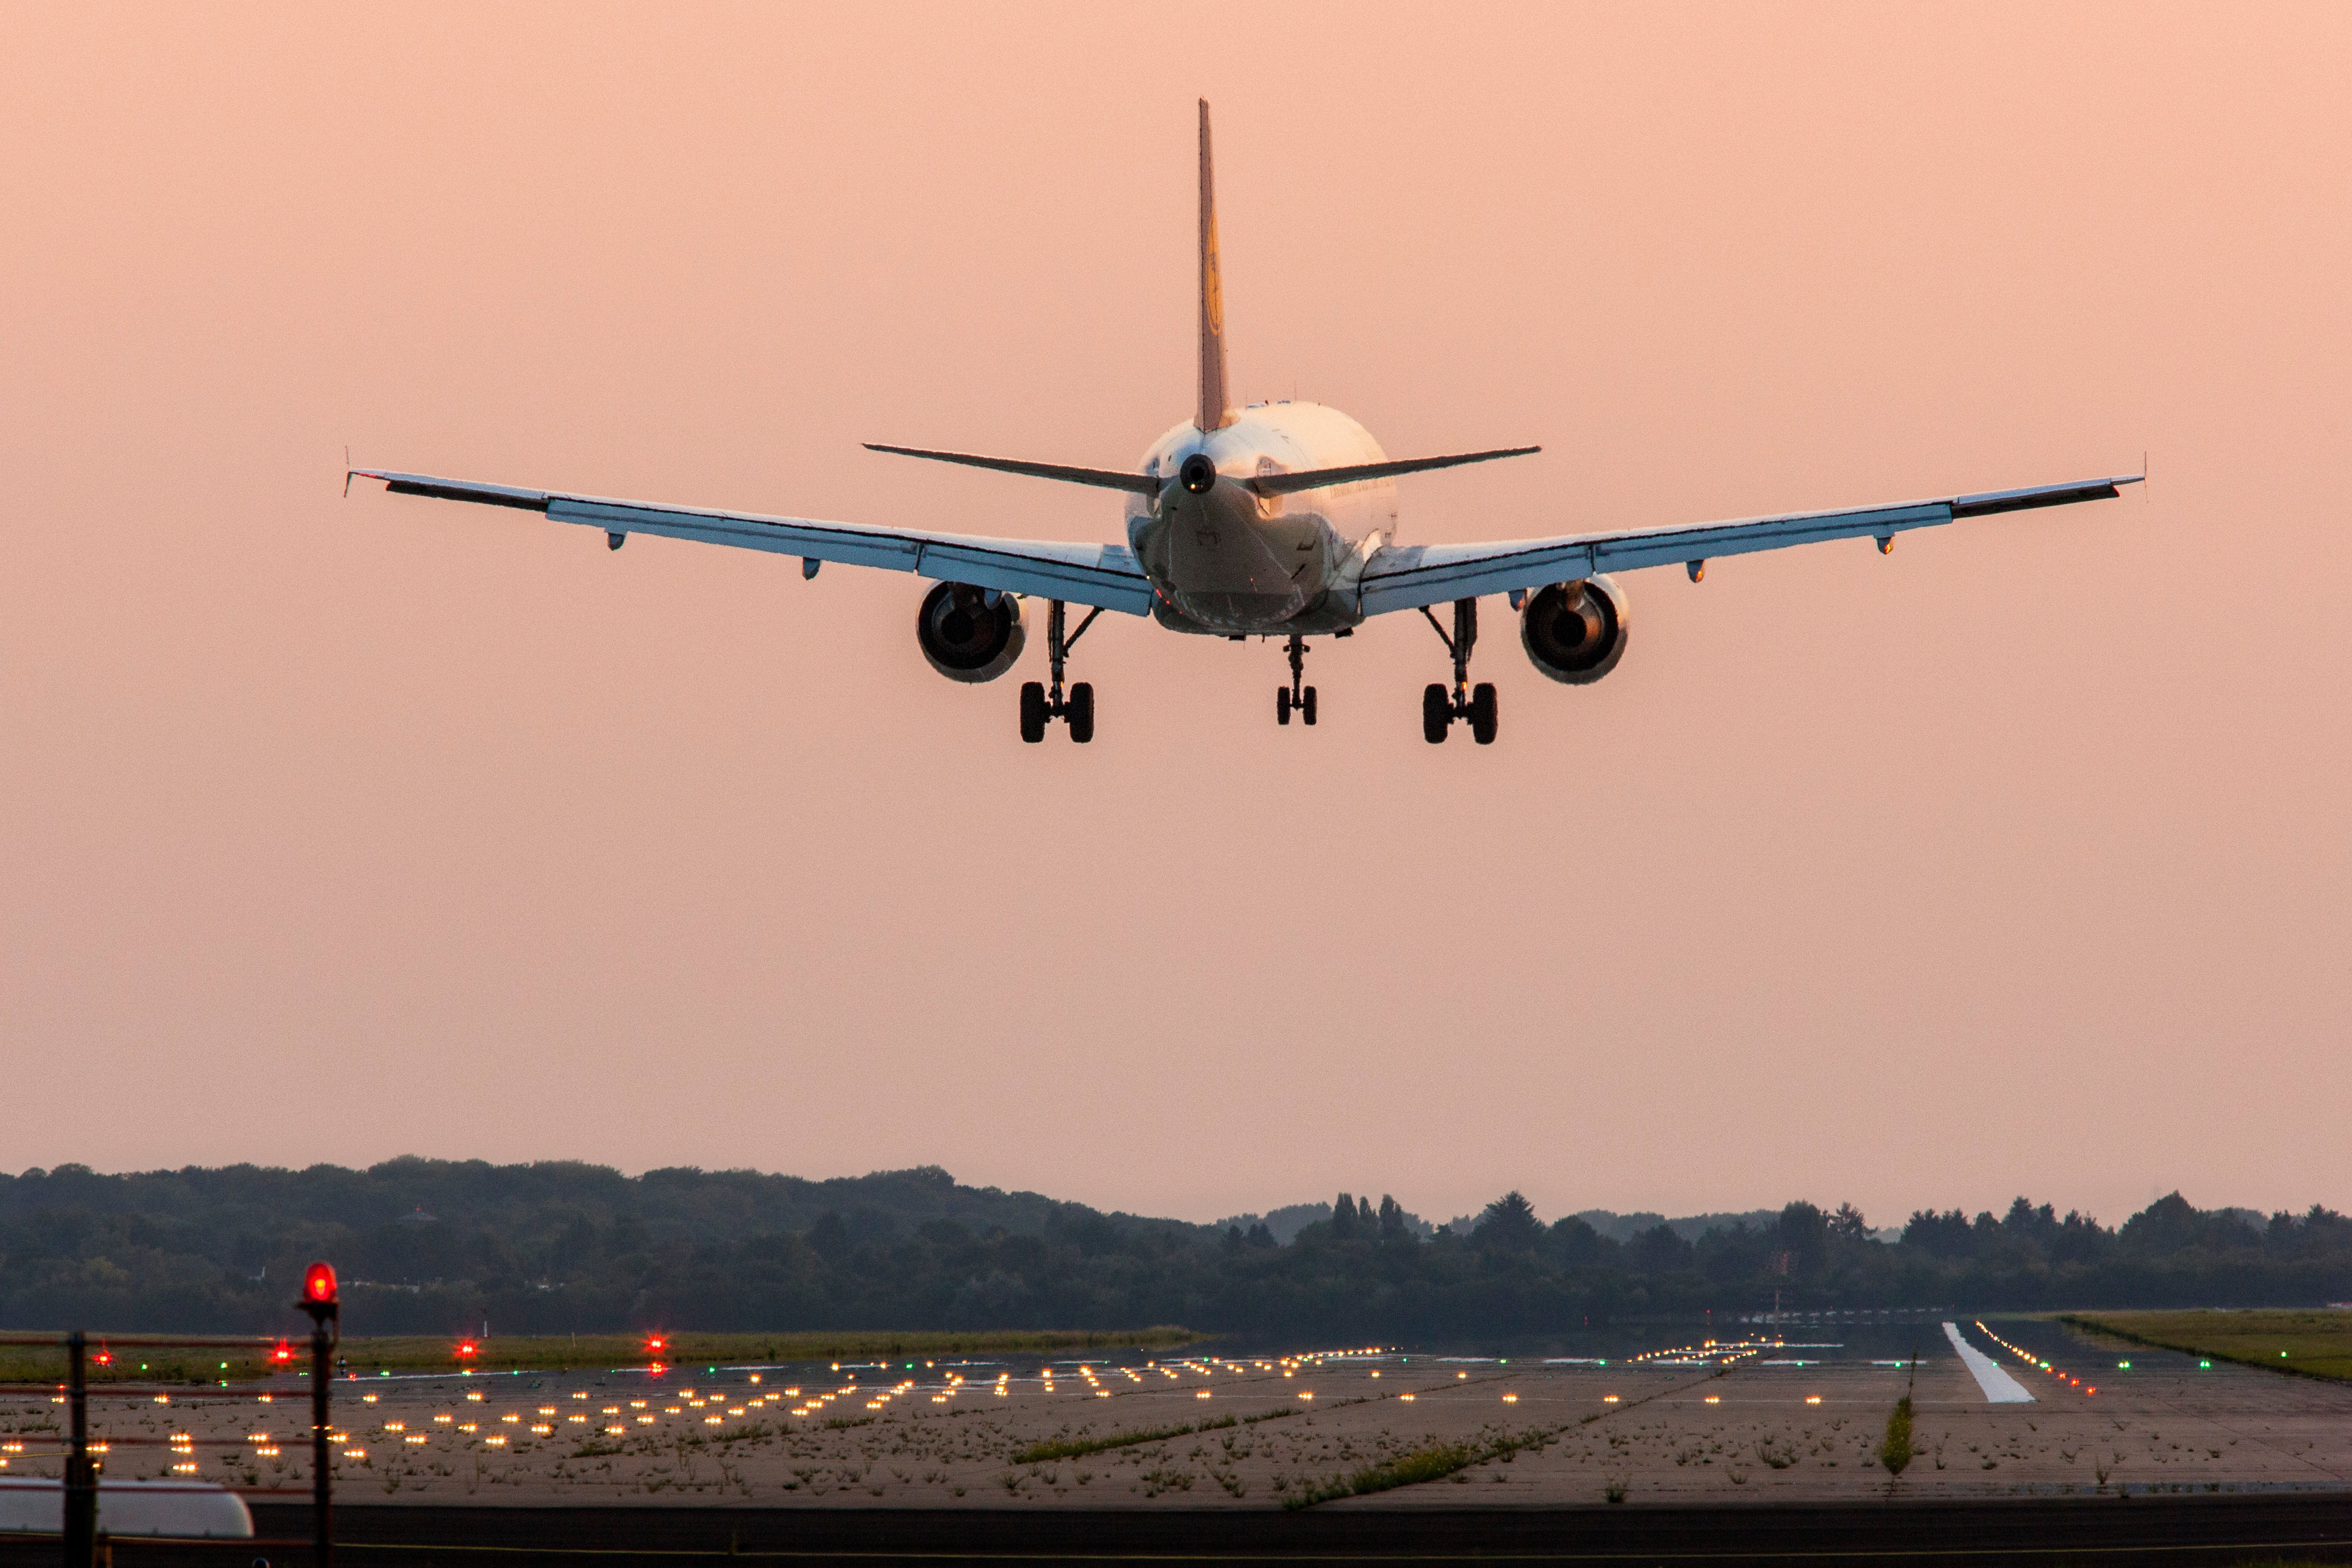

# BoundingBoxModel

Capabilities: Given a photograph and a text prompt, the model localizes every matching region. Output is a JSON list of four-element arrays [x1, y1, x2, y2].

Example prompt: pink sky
[[3, 4, 2347, 1231]]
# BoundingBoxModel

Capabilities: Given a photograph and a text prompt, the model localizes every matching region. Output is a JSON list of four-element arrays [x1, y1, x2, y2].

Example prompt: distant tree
[[1245, 1222, 1277, 1249], [2120, 1192, 2200, 1252], [1776, 1202, 1828, 1269], [1901, 1209, 1974, 1258], [1222, 1225, 1245, 1251], [1829, 1203, 1871, 1241], [807, 1211, 851, 1262], [1473, 1192, 1543, 1253], [1330, 1193, 1358, 1241], [1357, 1196, 1377, 1231], [1627, 1222, 1694, 1272], [1549, 1215, 1613, 1267], [1377, 1195, 1411, 1243]]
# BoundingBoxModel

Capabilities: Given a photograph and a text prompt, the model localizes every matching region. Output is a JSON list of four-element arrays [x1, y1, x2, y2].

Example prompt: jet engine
[[916, 581, 1027, 683], [1518, 575, 1630, 684]]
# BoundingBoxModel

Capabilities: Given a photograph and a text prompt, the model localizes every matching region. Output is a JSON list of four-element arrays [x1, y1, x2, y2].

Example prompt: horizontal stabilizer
[[1249, 446, 1539, 497], [865, 444, 1161, 495]]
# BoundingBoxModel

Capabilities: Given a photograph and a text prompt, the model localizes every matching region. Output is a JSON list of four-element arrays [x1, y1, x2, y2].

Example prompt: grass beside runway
[[2061, 1309, 2352, 1381], [0, 1326, 1198, 1385]]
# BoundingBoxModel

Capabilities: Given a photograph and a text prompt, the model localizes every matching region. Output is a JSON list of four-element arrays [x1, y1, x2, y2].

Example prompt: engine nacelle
[[916, 581, 1027, 683], [1519, 575, 1630, 685]]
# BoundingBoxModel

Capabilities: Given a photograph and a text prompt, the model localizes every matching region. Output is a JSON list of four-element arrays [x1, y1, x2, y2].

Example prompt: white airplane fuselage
[[1126, 401, 1397, 636]]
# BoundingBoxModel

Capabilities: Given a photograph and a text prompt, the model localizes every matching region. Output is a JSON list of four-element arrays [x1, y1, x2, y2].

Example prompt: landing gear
[[1018, 599, 1101, 744], [1418, 598, 1499, 745], [1275, 634, 1317, 727]]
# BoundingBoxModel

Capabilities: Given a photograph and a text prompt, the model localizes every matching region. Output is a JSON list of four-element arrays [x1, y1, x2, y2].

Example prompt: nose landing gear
[[1419, 598, 1498, 744], [1019, 599, 1100, 744], [1275, 634, 1318, 727]]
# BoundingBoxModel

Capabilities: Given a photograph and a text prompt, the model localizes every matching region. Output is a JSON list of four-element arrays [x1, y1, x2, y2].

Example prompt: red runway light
[[271, 1341, 294, 1364], [456, 1341, 478, 1359]]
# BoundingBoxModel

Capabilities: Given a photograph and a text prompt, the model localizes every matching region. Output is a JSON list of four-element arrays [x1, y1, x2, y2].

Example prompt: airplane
[[350, 100, 2139, 747]]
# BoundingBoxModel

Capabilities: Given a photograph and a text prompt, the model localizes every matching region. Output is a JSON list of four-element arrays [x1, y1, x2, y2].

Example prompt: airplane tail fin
[[1197, 99, 1233, 433]]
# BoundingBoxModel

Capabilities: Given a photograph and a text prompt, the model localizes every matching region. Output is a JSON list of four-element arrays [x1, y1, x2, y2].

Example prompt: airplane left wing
[[351, 470, 1157, 615], [1355, 474, 2141, 617]]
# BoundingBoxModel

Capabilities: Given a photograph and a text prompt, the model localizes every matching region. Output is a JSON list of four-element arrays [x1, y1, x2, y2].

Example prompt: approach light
[[304, 1262, 339, 1305]]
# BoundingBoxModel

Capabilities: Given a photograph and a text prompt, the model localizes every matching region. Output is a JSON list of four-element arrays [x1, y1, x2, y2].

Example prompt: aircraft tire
[[1277, 688, 1291, 726], [1019, 682, 1048, 743], [1068, 682, 1095, 744], [1422, 683, 1451, 744], [1470, 682, 1498, 745], [1302, 686, 1317, 726]]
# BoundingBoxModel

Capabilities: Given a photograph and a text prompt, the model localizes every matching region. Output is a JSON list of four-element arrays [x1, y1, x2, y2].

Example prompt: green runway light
[[2118, 1361, 2131, 1369], [2200, 1360, 2211, 1368]]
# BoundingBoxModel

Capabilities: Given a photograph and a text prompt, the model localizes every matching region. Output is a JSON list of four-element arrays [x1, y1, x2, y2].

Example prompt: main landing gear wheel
[[1419, 598, 1498, 745], [1017, 599, 1102, 745], [1019, 682, 1048, 744], [1422, 683, 1451, 744], [1275, 634, 1319, 730]]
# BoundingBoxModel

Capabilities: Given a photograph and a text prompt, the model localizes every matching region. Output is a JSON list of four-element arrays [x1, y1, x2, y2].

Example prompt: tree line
[[1, 1161, 2346, 1338]]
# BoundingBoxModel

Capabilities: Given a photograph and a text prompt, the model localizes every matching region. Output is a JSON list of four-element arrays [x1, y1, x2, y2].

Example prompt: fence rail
[[0, 1263, 341, 1567]]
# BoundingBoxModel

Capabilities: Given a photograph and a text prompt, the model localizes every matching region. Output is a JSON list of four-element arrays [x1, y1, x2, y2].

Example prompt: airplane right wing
[[1354, 475, 2141, 616]]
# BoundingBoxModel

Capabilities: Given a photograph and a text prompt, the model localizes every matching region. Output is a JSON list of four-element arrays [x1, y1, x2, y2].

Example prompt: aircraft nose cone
[[1179, 453, 1218, 494]]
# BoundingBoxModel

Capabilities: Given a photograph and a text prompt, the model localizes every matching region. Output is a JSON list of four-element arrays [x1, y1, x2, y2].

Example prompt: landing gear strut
[[1275, 634, 1318, 727], [1419, 598, 1497, 745], [1020, 599, 1099, 744]]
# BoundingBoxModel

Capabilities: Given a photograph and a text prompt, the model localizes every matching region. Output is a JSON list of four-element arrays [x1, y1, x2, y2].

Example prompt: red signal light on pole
[[303, 1262, 338, 1305]]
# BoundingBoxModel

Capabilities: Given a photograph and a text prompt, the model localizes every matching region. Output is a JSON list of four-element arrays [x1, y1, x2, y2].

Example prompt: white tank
[[0, 1478, 254, 1538]]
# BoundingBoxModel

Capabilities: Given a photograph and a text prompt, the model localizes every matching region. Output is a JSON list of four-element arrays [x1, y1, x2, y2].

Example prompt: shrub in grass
[[1877, 1395, 1916, 1477]]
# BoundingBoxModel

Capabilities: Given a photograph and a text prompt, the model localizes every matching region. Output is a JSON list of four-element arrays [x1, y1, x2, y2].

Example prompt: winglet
[[1197, 100, 1233, 433]]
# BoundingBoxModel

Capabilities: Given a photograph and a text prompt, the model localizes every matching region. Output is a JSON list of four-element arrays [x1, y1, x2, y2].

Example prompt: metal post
[[63, 1331, 94, 1568], [1047, 599, 1067, 706], [297, 1264, 340, 1568], [1449, 598, 1478, 706], [311, 1317, 333, 1568]]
